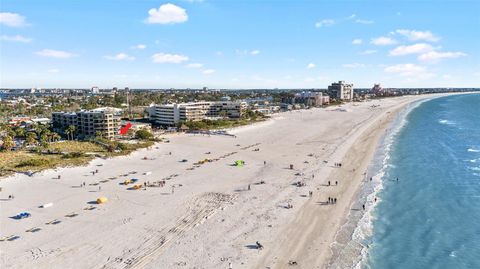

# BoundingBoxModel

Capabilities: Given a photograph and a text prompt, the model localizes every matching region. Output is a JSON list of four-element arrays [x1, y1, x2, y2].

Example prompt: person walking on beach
[[229, 262, 233, 269], [328, 181, 331, 186], [248, 184, 251, 191], [99, 186, 101, 191], [335, 181, 338, 186], [334, 198, 337, 204], [362, 204, 365, 210]]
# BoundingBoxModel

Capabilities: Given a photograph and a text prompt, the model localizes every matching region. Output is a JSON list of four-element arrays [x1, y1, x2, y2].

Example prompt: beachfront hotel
[[328, 81, 354, 101], [148, 101, 247, 126], [52, 107, 121, 140]]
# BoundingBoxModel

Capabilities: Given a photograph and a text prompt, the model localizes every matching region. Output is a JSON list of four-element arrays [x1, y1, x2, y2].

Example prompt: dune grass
[[0, 140, 155, 178]]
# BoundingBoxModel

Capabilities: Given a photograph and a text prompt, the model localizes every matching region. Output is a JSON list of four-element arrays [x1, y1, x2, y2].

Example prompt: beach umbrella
[[96, 197, 108, 204]]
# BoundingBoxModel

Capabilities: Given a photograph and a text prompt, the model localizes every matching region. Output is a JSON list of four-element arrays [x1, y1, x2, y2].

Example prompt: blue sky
[[1, 0, 479, 89]]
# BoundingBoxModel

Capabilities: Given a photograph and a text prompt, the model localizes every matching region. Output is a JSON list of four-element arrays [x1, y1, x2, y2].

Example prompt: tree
[[41, 129, 51, 143], [25, 132, 37, 146], [14, 127, 26, 138], [2, 135, 15, 151], [95, 131, 104, 139], [218, 110, 228, 118], [51, 132, 61, 142], [135, 129, 153, 140], [65, 125, 76, 140]]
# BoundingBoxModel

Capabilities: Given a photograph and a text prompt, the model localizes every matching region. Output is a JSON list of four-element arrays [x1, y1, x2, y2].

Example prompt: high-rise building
[[327, 81, 354, 101]]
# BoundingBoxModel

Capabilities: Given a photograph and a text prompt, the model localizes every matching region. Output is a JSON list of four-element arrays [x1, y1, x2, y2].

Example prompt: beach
[[0, 94, 452, 269]]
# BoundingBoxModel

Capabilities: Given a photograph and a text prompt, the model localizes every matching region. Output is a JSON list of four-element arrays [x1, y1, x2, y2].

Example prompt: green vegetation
[[135, 129, 153, 140], [0, 139, 155, 178]]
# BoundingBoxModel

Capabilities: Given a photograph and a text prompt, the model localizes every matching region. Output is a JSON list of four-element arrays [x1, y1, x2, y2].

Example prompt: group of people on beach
[[327, 180, 338, 186], [327, 197, 337, 204], [334, 162, 342, 167]]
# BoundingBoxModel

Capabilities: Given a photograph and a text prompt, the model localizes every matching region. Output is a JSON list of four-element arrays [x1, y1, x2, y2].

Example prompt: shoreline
[[253, 93, 469, 269], [0, 93, 473, 269], [326, 92, 478, 269], [327, 97, 429, 268]]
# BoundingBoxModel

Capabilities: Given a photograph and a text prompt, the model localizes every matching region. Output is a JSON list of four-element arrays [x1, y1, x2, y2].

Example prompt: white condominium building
[[149, 101, 246, 126], [328, 81, 354, 101], [52, 108, 121, 140]]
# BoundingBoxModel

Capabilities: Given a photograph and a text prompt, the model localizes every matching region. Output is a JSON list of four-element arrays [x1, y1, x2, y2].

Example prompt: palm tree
[[25, 132, 37, 146], [65, 125, 76, 140], [41, 129, 51, 143], [15, 127, 26, 138], [2, 135, 15, 151], [95, 131, 104, 139], [51, 132, 61, 142]]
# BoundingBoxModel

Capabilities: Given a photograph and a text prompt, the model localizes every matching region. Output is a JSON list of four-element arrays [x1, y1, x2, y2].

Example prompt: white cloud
[[315, 19, 335, 28], [104, 53, 135, 61], [0, 12, 28, 27], [418, 51, 466, 63], [132, 44, 146, 50], [389, 43, 434, 56], [355, 19, 374, 24], [202, 69, 215, 75], [47, 69, 60, 73], [186, 63, 203, 68], [352, 39, 363, 45], [371, 36, 397, 45], [236, 49, 260, 56], [396, 29, 440, 42], [343, 63, 365, 68], [360, 50, 377, 55], [347, 14, 356, 20], [306, 63, 316, 69], [0, 34, 32, 43], [384, 63, 426, 76], [35, 49, 77, 59], [145, 3, 188, 24], [152, 53, 189, 63]]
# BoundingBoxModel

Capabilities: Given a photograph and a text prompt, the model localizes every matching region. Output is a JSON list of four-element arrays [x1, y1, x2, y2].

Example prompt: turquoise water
[[365, 94, 480, 269]]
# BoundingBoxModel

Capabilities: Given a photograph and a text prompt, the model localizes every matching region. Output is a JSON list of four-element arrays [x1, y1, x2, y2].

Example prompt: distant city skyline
[[1, 0, 479, 89]]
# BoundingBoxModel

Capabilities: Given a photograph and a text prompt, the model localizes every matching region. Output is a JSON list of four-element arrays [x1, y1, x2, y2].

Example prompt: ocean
[[366, 93, 480, 269], [329, 93, 480, 269]]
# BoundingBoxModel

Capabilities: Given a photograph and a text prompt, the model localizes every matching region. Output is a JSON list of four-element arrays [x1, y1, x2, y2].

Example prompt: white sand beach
[[0, 94, 450, 269]]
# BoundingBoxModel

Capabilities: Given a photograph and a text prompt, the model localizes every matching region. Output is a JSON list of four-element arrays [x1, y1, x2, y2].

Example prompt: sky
[[1, 0, 479, 89]]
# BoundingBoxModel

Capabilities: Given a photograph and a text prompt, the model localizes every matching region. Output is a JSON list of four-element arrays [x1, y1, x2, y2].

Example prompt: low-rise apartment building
[[149, 101, 246, 126], [52, 108, 121, 140], [282, 91, 330, 107]]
